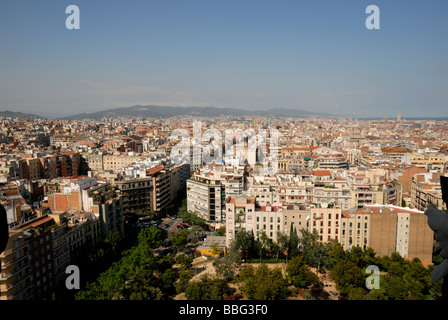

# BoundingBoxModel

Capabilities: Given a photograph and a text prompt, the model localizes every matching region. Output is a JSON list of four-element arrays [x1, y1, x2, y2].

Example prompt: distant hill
[[61, 105, 334, 120], [0, 110, 46, 120]]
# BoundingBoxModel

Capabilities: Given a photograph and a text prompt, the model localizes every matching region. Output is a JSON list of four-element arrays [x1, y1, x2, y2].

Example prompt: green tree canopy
[[286, 255, 319, 288], [331, 260, 365, 296], [138, 225, 163, 249], [184, 275, 230, 300], [237, 264, 288, 300]]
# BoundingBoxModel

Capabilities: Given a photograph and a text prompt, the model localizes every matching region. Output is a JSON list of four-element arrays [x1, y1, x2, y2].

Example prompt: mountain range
[[60, 105, 335, 120], [0, 110, 47, 120], [0, 105, 335, 121]]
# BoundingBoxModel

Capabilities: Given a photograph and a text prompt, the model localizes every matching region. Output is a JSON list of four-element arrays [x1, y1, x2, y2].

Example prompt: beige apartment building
[[410, 172, 446, 211], [83, 153, 104, 172], [0, 229, 31, 300], [310, 207, 343, 243], [410, 153, 447, 173], [103, 154, 145, 172], [348, 168, 402, 208], [225, 196, 311, 247], [225, 196, 256, 246], [342, 204, 434, 266], [223, 196, 434, 265]]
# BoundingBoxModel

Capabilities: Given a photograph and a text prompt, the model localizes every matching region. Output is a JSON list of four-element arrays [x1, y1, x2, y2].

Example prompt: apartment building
[[60, 211, 101, 263], [253, 202, 284, 242], [411, 172, 446, 211], [82, 153, 104, 173], [0, 211, 70, 300], [0, 182, 33, 223], [222, 195, 434, 265], [47, 177, 124, 237], [170, 163, 191, 201], [365, 204, 433, 266], [186, 164, 246, 227], [225, 196, 312, 247], [40, 155, 58, 180], [22, 158, 41, 181], [278, 144, 310, 172], [0, 229, 31, 300], [0, 156, 21, 182], [348, 168, 402, 208], [410, 152, 447, 172], [21, 216, 56, 298], [112, 162, 189, 217], [102, 154, 145, 172], [0, 208, 103, 300], [309, 207, 343, 243], [340, 209, 370, 251], [187, 174, 225, 228], [312, 147, 348, 170], [147, 165, 172, 214], [225, 196, 256, 247], [245, 173, 314, 205], [114, 177, 153, 213], [313, 171, 352, 210]]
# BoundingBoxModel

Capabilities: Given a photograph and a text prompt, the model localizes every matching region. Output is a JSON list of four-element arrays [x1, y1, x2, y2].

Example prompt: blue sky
[[0, 0, 447, 118]]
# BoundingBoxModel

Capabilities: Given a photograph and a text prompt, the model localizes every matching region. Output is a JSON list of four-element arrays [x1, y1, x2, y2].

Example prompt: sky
[[0, 0, 447, 118]]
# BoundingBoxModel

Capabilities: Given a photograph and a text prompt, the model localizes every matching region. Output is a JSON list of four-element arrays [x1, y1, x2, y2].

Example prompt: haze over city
[[0, 0, 447, 118]]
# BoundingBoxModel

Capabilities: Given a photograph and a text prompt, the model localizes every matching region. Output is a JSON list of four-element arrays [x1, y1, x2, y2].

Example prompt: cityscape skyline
[[1, 0, 448, 118]]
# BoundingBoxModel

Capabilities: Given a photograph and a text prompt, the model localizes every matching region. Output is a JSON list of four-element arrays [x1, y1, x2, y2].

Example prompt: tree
[[237, 264, 288, 300], [175, 254, 194, 294], [170, 229, 190, 251], [277, 232, 289, 262], [176, 254, 194, 270], [381, 275, 410, 300], [213, 245, 241, 281], [325, 241, 347, 269], [216, 227, 226, 236], [103, 231, 123, 257], [256, 231, 273, 261], [185, 274, 229, 300], [210, 243, 220, 257], [348, 287, 367, 300], [310, 282, 330, 300], [138, 225, 163, 249], [299, 229, 328, 271], [286, 255, 319, 288], [233, 230, 256, 260], [75, 228, 180, 300], [271, 241, 281, 262], [189, 225, 203, 244], [347, 246, 364, 268], [331, 261, 364, 296], [288, 225, 300, 258]]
